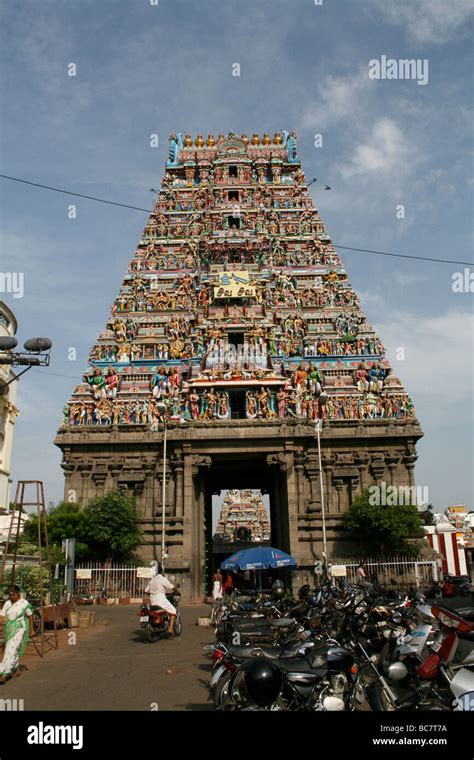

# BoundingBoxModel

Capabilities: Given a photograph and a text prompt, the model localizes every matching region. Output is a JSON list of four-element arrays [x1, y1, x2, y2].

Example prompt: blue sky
[[0, 0, 472, 511]]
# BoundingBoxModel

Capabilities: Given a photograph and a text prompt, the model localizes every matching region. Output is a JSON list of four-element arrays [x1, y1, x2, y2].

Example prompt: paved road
[[0, 604, 215, 711]]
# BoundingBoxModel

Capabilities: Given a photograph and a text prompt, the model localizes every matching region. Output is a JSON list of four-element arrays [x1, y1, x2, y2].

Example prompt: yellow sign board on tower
[[214, 270, 256, 299]]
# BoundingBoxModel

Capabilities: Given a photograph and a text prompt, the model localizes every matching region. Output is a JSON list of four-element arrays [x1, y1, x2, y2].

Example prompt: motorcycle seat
[[438, 606, 474, 624], [226, 642, 303, 660], [149, 605, 165, 611], [270, 618, 295, 629], [229, 619, 273, 631], [455, 608, 474, 622], [457, 630, 474, 642]]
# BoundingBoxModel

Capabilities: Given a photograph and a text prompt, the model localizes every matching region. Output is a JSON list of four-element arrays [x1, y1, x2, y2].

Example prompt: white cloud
[[376, 310, 474, 403], [302, 69, 371, 130], [338, 118, 415, 178], [368, 0, 474, 45]]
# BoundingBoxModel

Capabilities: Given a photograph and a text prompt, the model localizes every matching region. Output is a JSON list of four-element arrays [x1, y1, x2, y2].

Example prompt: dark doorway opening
[[228, 190, 239, 202], [228, 216, 241, 229], [228, 166, 238, 178], [228, 331, 244, 348], [229, 390, 246, 419]]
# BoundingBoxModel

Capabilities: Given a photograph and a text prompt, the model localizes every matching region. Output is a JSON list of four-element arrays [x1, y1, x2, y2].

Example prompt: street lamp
[[315, 392, 328, 570], [155, 401, 168, 570], [0, 336, 52, 391]]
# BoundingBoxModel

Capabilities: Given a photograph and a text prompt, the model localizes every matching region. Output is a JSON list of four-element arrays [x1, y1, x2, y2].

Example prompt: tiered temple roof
[[213, 489, 271, 543], [62, 130, 416, 428]]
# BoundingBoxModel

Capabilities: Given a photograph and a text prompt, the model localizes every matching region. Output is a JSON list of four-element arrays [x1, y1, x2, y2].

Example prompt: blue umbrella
[[221, 546, 297, 571]]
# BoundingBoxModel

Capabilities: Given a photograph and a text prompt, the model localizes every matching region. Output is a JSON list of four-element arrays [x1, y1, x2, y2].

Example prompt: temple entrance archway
[[191, 452, 292, 600]]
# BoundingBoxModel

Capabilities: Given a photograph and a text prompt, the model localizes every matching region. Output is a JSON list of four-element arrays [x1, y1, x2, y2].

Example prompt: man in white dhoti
[[144, 564, 178, 635]]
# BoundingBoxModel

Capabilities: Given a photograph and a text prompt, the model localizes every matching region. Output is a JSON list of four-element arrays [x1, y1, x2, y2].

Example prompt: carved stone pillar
[[283, 446, 299, 559], [172, 453, 184, 519], [304, 453, 319, 512], [385, 454, 400, 487], [294, 452, 306, 515], [402, 450, 418, 488], [109, 461, 124, 490], [370, 453, 386, 484], [91, 471, 107, 496], [354, 452, 369, 494], [332, 478, 344, 514], [321, 451, 336, 515], [78, 464, 92, 504]]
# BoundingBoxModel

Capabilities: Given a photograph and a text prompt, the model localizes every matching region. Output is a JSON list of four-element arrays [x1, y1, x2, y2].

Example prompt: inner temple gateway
[[54, 130, 423, 602]]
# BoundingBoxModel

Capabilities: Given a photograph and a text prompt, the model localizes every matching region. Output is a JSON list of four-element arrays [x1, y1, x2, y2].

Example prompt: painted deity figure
[[246, 391, 257, 419], [217, 392, 230, 419], [87, 369, 106, 400], [204, 388, 218, 419], [105, 368, 119, 399], [355, 363, 369, 393], [277, 388, 287, 418], [189, 390, 199, 420]]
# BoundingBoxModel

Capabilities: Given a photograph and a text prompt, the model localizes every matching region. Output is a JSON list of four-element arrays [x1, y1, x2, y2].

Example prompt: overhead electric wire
[[0, 174, 152, 213], [1, 173, 472, 266]]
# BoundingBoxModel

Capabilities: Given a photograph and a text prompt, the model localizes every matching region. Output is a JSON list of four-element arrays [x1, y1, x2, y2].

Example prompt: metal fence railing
[[74, 563, 149, 600], [335, 557, 438, 589]]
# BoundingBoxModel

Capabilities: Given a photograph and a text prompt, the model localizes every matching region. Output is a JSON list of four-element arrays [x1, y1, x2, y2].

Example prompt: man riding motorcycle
[[144, 562, 179, 635]]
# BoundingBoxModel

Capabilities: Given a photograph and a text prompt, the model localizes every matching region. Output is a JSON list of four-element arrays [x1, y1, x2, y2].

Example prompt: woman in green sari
[[0, 584, 35, 682]]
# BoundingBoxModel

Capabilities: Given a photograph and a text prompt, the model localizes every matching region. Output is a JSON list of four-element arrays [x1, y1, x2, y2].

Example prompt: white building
[[0, 301, 19, 513]]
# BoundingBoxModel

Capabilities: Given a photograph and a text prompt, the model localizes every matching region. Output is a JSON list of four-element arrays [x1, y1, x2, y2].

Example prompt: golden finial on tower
[[195, 133, 204, 147], [206, 133, 216, 147], [183, 134, 193, 147], [251, 133, 260, 145], [241, 133, 249, 145], [262, 133, 271, 145], [273, 132, 283, 144]]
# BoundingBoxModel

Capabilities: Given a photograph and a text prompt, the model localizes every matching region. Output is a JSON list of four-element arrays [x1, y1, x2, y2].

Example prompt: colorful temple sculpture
[[55, 131, 423, 601], [213, 490, 271, 543]]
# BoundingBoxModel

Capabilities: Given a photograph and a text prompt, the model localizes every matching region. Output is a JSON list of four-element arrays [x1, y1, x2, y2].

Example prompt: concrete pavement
[[0, 603, 216, 711]]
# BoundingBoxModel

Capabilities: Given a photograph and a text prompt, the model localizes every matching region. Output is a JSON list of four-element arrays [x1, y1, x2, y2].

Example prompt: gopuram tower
[[55, 131, 423, 601]]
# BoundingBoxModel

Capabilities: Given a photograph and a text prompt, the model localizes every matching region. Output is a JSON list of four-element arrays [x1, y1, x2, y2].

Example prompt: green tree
[[22, 501, 90, 560], [82, 491, 143, 562], [344, 487, 425, 556]]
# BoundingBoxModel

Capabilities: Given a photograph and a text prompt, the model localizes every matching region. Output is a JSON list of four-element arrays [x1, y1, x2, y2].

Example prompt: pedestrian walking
[[0, 585, 35, 683]]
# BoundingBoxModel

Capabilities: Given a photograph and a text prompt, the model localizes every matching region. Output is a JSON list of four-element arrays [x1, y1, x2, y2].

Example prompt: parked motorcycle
[[219, 642, 366, 711], [366, 603, 474, 711]]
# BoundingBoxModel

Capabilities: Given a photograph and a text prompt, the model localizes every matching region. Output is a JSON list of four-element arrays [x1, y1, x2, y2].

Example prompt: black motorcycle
[[221, 642, 365, 711]]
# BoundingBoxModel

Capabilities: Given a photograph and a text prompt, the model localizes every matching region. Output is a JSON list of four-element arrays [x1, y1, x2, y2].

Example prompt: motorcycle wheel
[[366, 681, 449, 712], [145, 624, 165, 643], [173, 615, 183, 637], [214, 671, 232, 710]]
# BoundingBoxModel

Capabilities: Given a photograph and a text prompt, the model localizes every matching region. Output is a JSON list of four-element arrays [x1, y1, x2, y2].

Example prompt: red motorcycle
[[417, 604, 474, 708], [137, 589, 182, 643]]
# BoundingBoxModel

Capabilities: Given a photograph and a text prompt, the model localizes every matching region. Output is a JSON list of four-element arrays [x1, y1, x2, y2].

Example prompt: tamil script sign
[[329, 564, 347, 577], [136, 567, 153, 579], [75, 569, 92, 579], [214, 270, 255, 299]]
